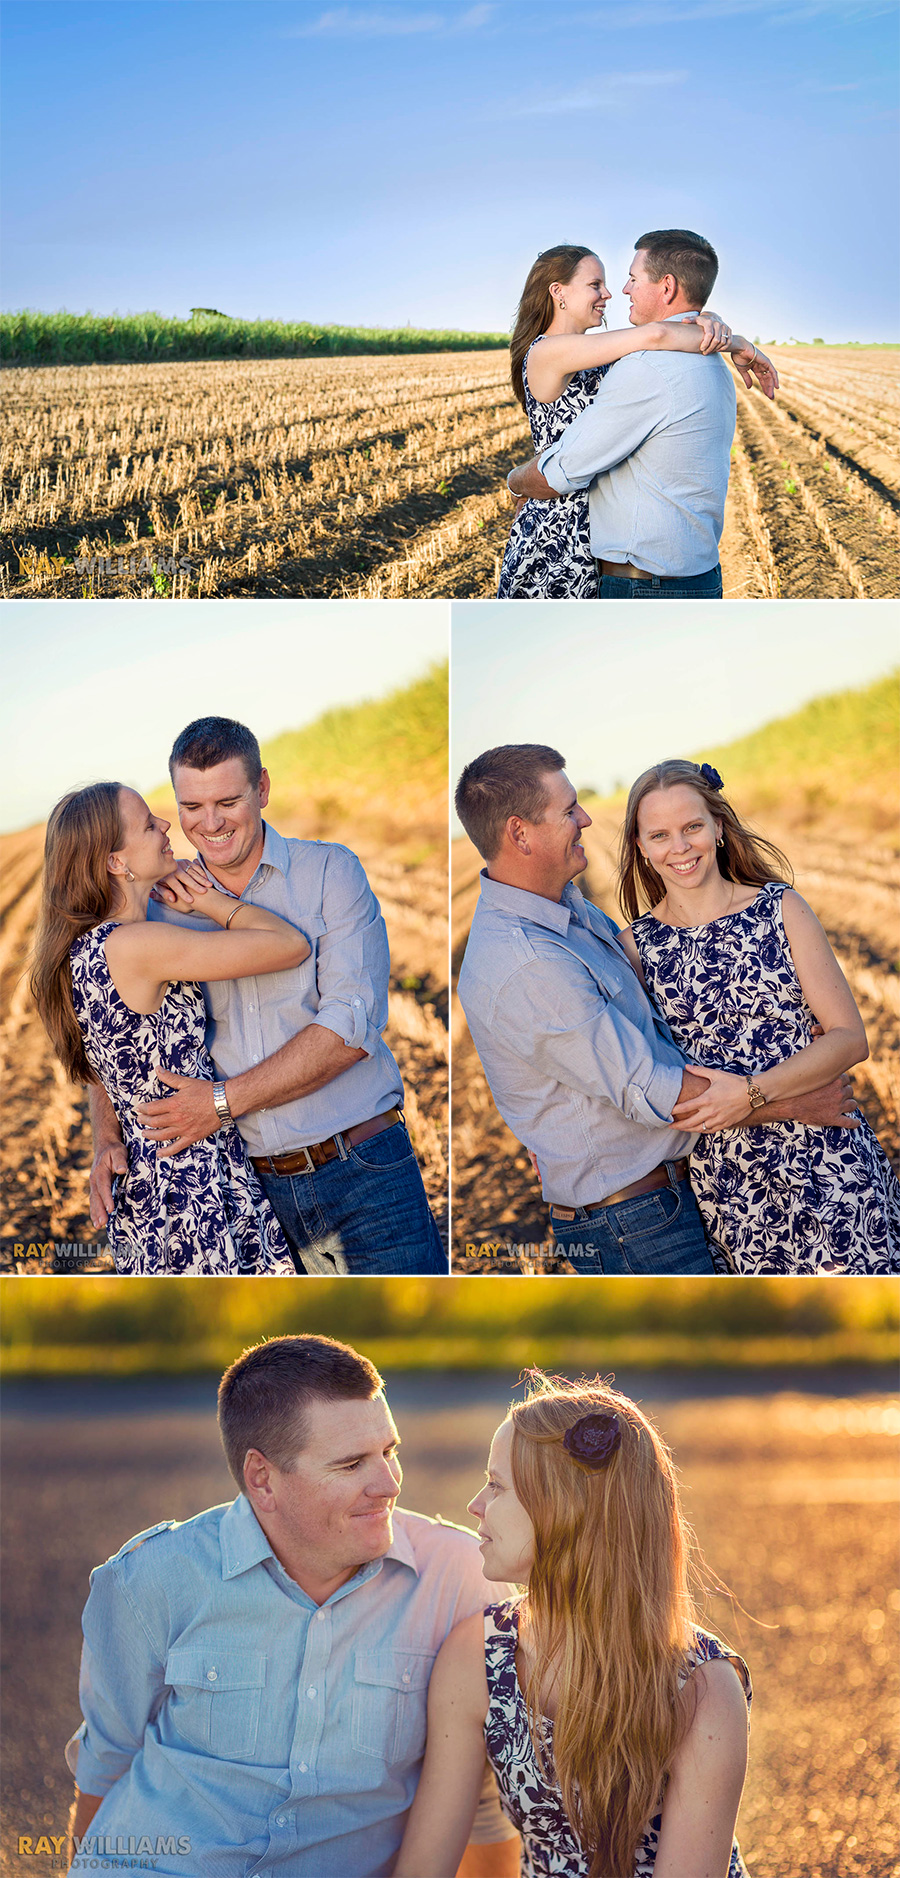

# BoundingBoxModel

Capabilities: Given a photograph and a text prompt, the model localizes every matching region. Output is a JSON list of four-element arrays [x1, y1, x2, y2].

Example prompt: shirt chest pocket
[[204, 912, 326, 1027], [165, 1648, 266, 1761], [351, 1649, 434, 1766]]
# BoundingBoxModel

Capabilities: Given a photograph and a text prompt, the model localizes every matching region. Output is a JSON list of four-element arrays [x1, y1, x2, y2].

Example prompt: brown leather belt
[[251, 1109, 402, 1178], [549, 1157, 690, 1221], [598, 558, 655, 581]]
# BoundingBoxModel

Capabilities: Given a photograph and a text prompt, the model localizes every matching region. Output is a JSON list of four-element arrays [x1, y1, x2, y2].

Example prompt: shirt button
[[402, 1671, 411, 1684], [316, 1610, 326, 1623], [207, 1669, 218, 1682], [299, 1762, 308, 1774], [276, 1815, 287, 1827], [306, 1685, 317, 1698]]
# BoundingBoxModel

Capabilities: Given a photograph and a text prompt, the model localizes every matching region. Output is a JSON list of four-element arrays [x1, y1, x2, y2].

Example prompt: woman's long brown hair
[[617, 759, 792, 923], [510, 245, 597, 409], [510, 1374, 702, 1878], [30, 782, 125, 1083]]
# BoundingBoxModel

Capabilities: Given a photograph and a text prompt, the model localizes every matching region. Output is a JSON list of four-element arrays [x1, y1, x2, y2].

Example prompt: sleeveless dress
[[497, 337, 608, 598], [69, 921, 295, 1274], [483, 1601, 752, 1878], [631, 882, 900, 1273]]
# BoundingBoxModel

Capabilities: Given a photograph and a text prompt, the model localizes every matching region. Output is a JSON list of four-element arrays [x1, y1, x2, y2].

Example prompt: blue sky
[[0, 600, 448, 831], [3, 0, 898, 340], [451, 600, 898, 823]]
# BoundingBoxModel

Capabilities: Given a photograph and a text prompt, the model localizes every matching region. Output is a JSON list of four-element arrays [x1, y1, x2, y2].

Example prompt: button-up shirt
[[149, 823, 404, 1154], [458, 872, 696, 1206], [537, 319, 737, 577], [66, 1496, 515, 1878]]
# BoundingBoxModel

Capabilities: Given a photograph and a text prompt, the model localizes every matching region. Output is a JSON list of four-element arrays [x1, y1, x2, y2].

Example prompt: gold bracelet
[[224, 903, 242, 930]]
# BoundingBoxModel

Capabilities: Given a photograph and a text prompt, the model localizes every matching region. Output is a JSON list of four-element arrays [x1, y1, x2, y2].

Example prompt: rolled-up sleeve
[[492, 959, 683, 1129], [312, 848, 390, 1056], [539, 357, 668, 490], [65, 1561, 166, 1797]]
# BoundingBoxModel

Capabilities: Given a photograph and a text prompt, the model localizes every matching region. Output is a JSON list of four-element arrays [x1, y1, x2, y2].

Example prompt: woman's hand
[[689, 311, 732, 352], [673, 1065, 753, 1131], [731, 342, 779, 398]]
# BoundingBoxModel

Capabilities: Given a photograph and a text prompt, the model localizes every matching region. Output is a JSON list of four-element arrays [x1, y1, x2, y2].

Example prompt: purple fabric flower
[[562, 1412, 621, 1468], [699, 763, 724, 791]]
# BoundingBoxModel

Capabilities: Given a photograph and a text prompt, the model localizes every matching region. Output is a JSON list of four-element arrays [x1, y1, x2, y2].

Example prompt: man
[[66, 1335, 519, 1877], [507, 229, 771, 599], [455, 745, 860, 1273], [89, 716, 444, 1275]]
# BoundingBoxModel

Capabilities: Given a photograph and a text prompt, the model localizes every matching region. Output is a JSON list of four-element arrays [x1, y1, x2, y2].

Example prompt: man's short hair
[[635, 229, 719, 307], [217, 1335, 383, 1492], [455, 744, 566, 861], [169, 716, 263, 787]]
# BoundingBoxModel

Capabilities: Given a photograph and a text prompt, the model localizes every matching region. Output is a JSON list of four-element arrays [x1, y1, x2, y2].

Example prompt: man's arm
[[69, 1789, 103, 1866], [506, 456, 560, 501]]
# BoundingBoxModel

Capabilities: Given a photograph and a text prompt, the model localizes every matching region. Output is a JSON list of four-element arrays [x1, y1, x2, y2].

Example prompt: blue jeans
[[550, 1175, 714, 1274], [599, 563, 723, 600], [255, 1123, 447, 1275]]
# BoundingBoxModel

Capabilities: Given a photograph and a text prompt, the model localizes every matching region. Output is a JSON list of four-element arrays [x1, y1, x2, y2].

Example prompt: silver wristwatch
[[212, 1081, 232, 1125]]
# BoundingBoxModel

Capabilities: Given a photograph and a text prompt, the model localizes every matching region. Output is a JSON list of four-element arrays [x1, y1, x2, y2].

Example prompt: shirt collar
[[218, 1494, 420, 1584], [477, 868, 573, 935]]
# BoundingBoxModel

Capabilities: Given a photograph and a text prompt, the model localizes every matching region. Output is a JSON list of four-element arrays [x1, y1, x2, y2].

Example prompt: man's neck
[[486, 862, 569, 905]]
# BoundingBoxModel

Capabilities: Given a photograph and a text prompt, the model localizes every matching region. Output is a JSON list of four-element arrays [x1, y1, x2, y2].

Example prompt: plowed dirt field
[[3, 348, 896, 600]]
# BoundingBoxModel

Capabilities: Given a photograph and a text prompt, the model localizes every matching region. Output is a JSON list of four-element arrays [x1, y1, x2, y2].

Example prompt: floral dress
[[497, 337, 608, 598], [69, 921, 295, 1275], [631, 882, 900, 1273], [483, 1601, 752, 1877]]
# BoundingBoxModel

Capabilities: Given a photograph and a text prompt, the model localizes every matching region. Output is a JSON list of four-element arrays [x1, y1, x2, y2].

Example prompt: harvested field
[[2, 347, 896, 600], [0, 824, 448, 1270], [1, 1370, 897, 1878], [451, 808, 900, 1269]]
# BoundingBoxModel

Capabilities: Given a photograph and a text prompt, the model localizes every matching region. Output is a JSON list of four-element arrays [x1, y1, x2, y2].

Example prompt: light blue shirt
[[66, 1496, 516, 1877], [149, 822, 404, 1154], [537, 322, 737, 577], [457, 873, 696, 1206]]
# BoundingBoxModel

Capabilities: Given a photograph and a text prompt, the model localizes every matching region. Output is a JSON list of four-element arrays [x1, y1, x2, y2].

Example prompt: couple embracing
[[31, 716, 443, 1275], [457, 745, 900, 1270], [66, 1332, 753, 1877], [500, 229, 778, 599]]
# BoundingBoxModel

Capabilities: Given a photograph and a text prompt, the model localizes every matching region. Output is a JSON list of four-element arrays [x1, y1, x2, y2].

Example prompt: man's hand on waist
[[507, 457, 559, 501]]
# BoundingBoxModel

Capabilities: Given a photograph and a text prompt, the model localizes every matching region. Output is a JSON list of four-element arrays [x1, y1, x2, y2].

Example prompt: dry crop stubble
[[0, 827, 448, 1269], [451, 806, 900, 1269], [2, 346, 897, 599]]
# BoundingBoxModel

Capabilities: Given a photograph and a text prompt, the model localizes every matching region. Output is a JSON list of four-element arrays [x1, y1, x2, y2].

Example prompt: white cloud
[[572, 0, 891, 24], [496, 69, 688, 118], [289, 4, 494, 35]]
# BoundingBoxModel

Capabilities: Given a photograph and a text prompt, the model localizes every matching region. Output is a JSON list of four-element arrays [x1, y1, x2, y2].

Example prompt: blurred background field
[[0, 311, 510, 365], [451, 666, 900, 1264], [1, 659, 449, 1265], [1, 1273, 897, 1878], [1, 1275, 897, 1375]]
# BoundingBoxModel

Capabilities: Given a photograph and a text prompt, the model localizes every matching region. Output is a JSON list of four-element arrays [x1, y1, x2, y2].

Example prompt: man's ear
[[257, 768, 271, 812], [243, 1448, 276, 1505], [505, 815, 531, 857]]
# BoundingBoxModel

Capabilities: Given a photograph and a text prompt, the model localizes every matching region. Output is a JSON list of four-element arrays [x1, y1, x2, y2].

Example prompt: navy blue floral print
[[498, 338, 608, 598], [69, 922, 295, 1274], [632, 883, 900, 1272], [483, 1601, 751, 1877]]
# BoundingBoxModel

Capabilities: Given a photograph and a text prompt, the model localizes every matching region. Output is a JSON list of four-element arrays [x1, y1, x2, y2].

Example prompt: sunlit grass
[[1, 310, 510, 366]]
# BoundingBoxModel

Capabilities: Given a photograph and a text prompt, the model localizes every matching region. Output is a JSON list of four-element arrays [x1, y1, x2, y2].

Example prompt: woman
[[30, 780, 310, 1274], [498, 245, 777, 599], [395, 1374, 751, 1878], [617, 760, 900, 1272]]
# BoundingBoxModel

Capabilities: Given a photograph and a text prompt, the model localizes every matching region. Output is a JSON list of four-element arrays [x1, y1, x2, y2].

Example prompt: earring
[[716, 837, 724, 849], [560, 298, 566, 310], [124, 866, 136, 880]]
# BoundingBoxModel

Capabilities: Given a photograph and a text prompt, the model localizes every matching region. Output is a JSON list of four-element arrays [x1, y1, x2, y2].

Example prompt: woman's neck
[[108, 880, 153, 925], [545, 309, 591, 338], [657, 872, 738, 929]]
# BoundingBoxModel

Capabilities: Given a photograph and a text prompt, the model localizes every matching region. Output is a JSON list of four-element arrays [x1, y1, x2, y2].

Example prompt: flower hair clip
[[699, 763, 724, 791], [562, 1412, 621, 1469]]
